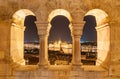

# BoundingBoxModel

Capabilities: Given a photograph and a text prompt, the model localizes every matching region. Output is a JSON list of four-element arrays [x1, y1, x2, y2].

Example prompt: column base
[[72, 63, 83, 70], [38, 63, 48, 69], [72, 62, 83, 66]]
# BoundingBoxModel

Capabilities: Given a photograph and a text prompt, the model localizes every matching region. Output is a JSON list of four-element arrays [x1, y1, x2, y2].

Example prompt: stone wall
[[0, 21, 13, 79], [0, 0, 120, 79], [12, 65, 108, 79]]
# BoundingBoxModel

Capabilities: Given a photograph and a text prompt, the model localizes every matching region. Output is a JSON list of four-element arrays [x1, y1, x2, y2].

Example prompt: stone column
[[72, 22, 85, 66], [10, 23, 25, 65], [36, 22, 48, 68], [95, 23, 110, 68]]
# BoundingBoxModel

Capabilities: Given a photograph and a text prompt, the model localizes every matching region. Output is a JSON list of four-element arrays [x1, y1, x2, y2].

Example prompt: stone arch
[[84, 9, 110, 69], [85, 9, 108, 26], [37, 9, 84, 67], [48, 9, 72, 37], [47, 9, 73, 36], [10, 9, 37, 65], [12, 9, 35, 26], [48, 9, 72, 23], [48, 15, 72, 65], [47, 9, 72, 65]]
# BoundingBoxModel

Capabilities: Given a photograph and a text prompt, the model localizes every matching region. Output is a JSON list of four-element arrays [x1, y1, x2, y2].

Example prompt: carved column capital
[[36, 22, 48, 36], [72, 21, 85, 36]]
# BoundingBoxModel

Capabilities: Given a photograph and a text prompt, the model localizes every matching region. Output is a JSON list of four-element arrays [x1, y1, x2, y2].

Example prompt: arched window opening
[[48, 15, 72, 65], [81, 15, 97, 65], [24, 15, 39, 65], [11, 9, 38, 65], [81, 9, 110, 69]]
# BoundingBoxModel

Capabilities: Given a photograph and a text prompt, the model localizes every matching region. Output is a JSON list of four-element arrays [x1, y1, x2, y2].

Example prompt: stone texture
[[0, 0, 120, 79]]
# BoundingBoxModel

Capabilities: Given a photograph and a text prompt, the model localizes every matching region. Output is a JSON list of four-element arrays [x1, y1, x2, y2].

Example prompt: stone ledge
[[82, 65, 107, 72], [13, 65, 107, 72], [48, 65, 72, 70], [14, 65, 38, 71]]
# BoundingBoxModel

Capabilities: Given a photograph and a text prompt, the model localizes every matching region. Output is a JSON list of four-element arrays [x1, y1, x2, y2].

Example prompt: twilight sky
[[48, 15, 72, 43], [24, 15, 97, 43]]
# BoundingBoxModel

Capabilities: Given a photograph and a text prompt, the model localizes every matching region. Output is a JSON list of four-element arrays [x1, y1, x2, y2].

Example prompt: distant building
[[24, 42, 39, 49], [24, 41, 97, 65], [48, 40, 72, 54], [81, 42, 97, 52], [81, 42, 97, 65]]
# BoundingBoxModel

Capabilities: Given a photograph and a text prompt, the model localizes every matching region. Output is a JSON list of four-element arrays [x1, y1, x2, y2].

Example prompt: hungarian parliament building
[[24, 41, 97, 65]]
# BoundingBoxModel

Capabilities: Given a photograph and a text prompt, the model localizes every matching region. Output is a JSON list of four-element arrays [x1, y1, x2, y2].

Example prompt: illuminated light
[[48, 40, 72, 54]]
